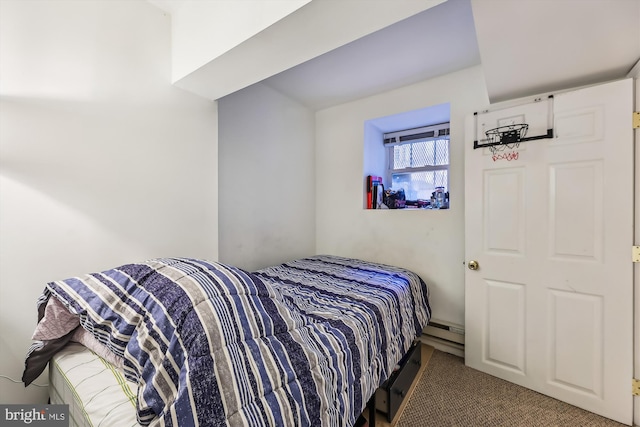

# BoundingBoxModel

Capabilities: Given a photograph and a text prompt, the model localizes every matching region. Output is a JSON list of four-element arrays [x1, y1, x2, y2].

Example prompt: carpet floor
[[393, 349, 627, 427]]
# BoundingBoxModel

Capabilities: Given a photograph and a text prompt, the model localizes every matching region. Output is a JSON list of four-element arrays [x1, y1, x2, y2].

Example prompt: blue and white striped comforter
[[28, 255, 430, 427]]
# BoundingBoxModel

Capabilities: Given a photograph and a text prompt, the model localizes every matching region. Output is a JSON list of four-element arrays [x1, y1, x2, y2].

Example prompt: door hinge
[[633, 246, 640, 262], [633, 378, 640, 396], [634, 111, 640, 129]]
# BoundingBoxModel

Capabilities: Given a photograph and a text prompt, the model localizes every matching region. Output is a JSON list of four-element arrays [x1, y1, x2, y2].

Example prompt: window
[[363, 102, 450, 210], [384, 123, 450, 203]]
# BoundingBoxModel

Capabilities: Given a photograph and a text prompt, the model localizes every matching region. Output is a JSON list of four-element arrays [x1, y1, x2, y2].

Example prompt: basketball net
[[485, 123, 527, 162], [489, 143, 520, 161]]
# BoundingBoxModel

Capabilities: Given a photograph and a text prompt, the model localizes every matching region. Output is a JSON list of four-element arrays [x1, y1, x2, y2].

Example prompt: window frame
[[384, 123, 451, 200]]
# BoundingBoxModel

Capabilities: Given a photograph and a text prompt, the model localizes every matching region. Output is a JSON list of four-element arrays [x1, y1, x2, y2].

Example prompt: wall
[[0, 0, 218, 404], [217, 83, 315, 271], [315, 65, 489, 327]]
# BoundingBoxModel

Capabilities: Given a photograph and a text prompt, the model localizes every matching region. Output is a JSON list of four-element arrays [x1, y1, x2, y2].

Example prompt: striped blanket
[[24, 255, 430, 427]]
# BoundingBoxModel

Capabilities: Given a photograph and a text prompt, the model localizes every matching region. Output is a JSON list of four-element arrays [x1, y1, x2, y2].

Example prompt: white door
[[464, 78, 634, 425]]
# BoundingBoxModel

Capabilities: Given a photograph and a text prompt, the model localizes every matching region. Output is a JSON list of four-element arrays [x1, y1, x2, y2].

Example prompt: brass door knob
[[468, 260, 479, 270]]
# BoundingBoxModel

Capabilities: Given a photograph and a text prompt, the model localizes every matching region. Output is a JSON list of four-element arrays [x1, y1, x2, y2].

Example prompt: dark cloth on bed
[[24, 255, 430, 427]]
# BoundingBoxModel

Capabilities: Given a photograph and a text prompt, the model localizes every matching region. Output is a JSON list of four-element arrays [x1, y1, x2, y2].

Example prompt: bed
[[23, 255, 431, 427], [49, 342, 139, 427]]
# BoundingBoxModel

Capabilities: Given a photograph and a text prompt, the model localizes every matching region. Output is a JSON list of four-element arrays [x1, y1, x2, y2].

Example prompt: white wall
[[0, 0, 218, 404], [217, 83, 315, 271], [315, 66, 489, 327]]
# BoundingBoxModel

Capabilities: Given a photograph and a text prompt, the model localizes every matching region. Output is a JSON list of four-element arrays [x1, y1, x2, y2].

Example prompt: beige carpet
[[394, 349, 627, 427]]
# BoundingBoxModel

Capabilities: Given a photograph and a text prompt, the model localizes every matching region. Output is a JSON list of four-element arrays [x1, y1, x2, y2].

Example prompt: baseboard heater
[[421, 320, 465, 357]]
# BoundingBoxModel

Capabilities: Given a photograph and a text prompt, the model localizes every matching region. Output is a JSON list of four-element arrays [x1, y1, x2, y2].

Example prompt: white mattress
[[49, 343, 139, 427]]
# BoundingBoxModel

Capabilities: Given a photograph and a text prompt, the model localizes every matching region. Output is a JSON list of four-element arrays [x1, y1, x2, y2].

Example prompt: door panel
[[465, 79, 633, 425], [549, 290, 603, 397], [549, 161, 603, 261], [485, 279, 525, 374], [484, 168, 525, 255], [554, 105, 603, 144]]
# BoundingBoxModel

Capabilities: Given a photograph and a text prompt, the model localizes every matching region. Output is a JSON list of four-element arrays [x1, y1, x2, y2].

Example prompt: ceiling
[[151, 0, 640, 109], [262, 0, 480, 110], [261, 0, 639, 108], [472, 0, 640, 103]]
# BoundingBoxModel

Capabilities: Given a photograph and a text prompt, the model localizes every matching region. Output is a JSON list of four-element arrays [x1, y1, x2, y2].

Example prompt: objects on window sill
[[430, 187, 449, 209], [366, 175, 383, 209], [385, 196, 449, 209], [383, 188, 406, 209], [366, 175, 449, 209]]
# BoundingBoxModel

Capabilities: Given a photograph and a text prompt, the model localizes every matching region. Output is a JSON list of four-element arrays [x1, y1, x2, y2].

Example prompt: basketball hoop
[[485, 123, 527, 146], [473, 97, 555, 161], [484, 123, 528, 158]]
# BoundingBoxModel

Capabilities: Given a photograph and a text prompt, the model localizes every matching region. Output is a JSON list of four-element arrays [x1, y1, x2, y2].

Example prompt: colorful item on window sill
[[366, 175, 383, 209]]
